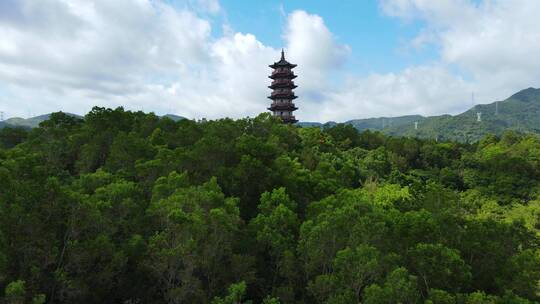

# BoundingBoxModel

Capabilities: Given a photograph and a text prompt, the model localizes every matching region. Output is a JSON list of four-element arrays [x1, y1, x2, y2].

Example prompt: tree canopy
[[0, 108, 539, 303]]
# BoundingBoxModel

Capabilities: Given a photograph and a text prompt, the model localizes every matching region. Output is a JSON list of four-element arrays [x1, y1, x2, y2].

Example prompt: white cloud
[[0, 0, 211, 117], [378, 0, 540, 107], [0, 2, 350, 121], [196, 0, 221, 14], [292, 0, 540, 122], [316, 65, 472, 122], [284, 10, 350, 90], [0, 0, 539, 122]]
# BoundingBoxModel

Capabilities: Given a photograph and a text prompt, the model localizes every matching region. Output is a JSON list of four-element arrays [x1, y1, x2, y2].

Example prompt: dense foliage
[[1, 108, 539, 303]]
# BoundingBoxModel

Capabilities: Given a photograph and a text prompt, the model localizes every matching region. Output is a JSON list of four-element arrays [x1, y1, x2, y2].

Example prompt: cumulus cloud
[[0, 0, 213, 116], [285, 10, 350, 90], [379, 0, 540, 106], [0, 0, 539, 122], [0, 1, 349, 120], [298, 0, 540, 121]]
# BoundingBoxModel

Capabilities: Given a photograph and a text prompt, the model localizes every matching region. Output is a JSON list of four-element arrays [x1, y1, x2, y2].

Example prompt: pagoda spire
[[268, 49, 298, 123]]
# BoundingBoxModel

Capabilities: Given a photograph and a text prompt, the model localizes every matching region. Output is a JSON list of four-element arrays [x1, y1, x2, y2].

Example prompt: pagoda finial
[[281, 48, 285, 61]]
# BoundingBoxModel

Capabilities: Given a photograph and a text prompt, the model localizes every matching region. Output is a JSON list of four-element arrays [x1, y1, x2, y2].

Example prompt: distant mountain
[[297, 121, 337, 128], [346, 115, 423, 131], [298, 87, 540, 142], [1, 112, 186, 129], [1, 113, 83, 129], [298, 116, 423, 132], [384, 87, 540, 142], [162, 114, 186, 122], [3, 88, 539, 142]]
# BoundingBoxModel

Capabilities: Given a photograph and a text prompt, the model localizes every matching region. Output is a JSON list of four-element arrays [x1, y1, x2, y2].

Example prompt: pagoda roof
[[269, 49, 297, 69], [269, 72, 297, 79], [268, 84, 298, 89]]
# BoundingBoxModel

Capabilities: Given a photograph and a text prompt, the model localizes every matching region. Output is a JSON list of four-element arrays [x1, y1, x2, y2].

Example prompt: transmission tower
[[477, 112, 482, 122], [495, 101, 499, 115], [0, 111, 4, 121], [414, 121, 418, 130]]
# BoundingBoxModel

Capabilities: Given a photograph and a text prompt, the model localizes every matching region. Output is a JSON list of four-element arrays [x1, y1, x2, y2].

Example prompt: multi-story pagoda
[[268, 49, 298, 123]]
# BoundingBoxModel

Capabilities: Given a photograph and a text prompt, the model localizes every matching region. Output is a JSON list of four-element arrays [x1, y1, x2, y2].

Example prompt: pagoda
[[268, 49, 298, 123]]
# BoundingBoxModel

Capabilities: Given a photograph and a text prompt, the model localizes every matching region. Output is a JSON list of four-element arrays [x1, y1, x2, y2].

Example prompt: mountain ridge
[[1, 112, 186, 129], [299, 87, 540, 142], [2, 87, 539, 142]]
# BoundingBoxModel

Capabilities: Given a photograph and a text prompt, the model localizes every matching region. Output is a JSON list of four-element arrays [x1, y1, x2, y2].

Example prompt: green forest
[[0, 108, 539, 303]]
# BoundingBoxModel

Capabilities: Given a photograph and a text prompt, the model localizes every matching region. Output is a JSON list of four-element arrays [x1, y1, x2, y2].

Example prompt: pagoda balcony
[[269, 90, 295, 95], [270, 70, 297, 79], [279, 115, 298, 123], [270, 89, 292, 95], [272, 111, 296, 118], [270, 79, 296, 86], [271, 69, 293, 75], [268, 101, 298, 110], [268, 93, 298, 100]]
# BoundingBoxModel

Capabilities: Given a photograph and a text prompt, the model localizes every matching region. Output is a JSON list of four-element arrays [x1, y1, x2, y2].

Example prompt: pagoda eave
[[268, 85, 298, 89], [269, 63, 297, 69], [269, 74, 297, 80], [268, 106, 298, 111], [268, 95, 298, 100]]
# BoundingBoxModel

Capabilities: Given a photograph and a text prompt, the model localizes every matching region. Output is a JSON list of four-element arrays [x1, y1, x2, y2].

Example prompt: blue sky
[[219, 0, 436, 75], [0, 0, 539, 121]]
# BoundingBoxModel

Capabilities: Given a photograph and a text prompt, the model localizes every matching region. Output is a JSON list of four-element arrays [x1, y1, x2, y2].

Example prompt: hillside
[[348, 114, 424, 131], [385, 87, 540, 142], [300, 87, 540, 142]]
